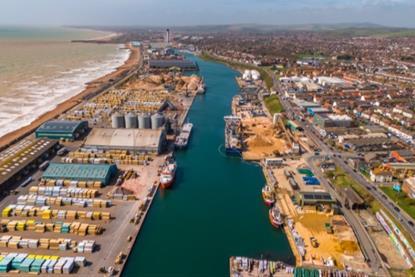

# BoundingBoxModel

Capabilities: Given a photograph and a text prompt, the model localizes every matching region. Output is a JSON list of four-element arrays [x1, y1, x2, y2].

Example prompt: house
[[320, 161, 336, 172], [370, 168, 393, 183], [402, 177, 415, 199]]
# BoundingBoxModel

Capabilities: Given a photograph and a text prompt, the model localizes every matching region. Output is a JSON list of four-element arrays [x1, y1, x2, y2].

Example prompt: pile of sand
[[339, 240, 359, 254], [247, 134, 273, 147], [121, 178, 145, 197]]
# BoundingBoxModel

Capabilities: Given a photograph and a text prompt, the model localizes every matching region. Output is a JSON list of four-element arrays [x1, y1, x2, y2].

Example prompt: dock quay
[[230, 256, 368, 277], [0, 43, 204, 275]]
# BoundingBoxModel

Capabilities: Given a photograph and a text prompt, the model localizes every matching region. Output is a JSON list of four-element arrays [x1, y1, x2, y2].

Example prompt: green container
[[298, 168, 314, 176]]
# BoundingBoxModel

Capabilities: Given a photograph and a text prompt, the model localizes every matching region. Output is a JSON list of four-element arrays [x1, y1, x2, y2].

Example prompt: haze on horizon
[[0, 0, 415, 28]]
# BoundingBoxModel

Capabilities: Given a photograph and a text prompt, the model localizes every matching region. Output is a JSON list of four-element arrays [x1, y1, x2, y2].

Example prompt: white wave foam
[[0, 44, 130, 137]]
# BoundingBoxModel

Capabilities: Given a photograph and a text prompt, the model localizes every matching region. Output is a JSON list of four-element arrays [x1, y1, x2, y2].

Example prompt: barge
[[175, 123, 193, 149], [224, 115, 242, 156]]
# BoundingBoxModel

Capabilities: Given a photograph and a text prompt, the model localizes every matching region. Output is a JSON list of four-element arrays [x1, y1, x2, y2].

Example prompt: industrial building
[[148, 59, 199, 71], [313, 113, 353, 128], [292, 99, 321, 111], [84, 128, 166, 154], [42, 163, 117, 186], [0, 139, 59, 188], [35, 120, 88, 141], [339, 188, 365, 210], [296, 191, 336, 207]]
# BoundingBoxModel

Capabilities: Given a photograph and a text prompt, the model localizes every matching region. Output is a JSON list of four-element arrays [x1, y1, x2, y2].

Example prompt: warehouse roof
[[298, 191, 335, 204], [42, 163, 116, 184], [36, 120, 87, 134], [0, 139, 58, 185], [84, 128, 164, 151]]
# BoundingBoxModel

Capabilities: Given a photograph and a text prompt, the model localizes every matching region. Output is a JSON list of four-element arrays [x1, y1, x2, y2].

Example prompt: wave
[[0, 44, 130, 137]]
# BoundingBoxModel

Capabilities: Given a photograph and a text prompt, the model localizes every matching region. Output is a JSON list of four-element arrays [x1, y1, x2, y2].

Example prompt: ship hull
[[225, 147, 241, 156], [160, 178, 174, 189], [268, 209, 282, 228], [262, 192, 275, 207]]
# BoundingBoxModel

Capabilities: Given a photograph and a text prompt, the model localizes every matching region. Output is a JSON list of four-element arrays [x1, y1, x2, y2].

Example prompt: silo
[[140, 113, 151, 129], [151, 113, 165, 129], [125, 112, 138, 128], [137, 113, 145, 129], [111, 112, 125, 128]]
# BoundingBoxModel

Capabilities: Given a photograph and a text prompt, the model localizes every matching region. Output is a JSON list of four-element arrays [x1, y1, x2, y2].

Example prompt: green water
[[123, 54, 294, 277]]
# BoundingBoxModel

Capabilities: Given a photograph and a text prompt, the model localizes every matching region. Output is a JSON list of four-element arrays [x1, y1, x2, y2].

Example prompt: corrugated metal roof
[[36, 120, 87, 134], [42, 163, 116, 183]]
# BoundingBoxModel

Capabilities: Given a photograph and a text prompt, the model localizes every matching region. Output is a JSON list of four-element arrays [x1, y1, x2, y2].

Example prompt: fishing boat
[[160, 156, 177, 189], [261, 185, 275, 206], [268, 206, 283, 228]]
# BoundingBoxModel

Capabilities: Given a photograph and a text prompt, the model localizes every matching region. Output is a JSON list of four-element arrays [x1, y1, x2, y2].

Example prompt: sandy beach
[[0, 42, 141, 150]]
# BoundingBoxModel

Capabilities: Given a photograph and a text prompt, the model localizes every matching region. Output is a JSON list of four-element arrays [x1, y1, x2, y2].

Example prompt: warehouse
[[296, 191, 336, 207], [42, 163, 117, 186], [314, 113, 353, 128], [84, 128, 166, 154], [0, 139, 58, 188], [35, 120, 88, 141], [148, 59, 199, 71], [339, 188, 365, 210]]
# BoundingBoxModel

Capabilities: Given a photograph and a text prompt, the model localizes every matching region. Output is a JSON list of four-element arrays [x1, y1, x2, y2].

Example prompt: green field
[[200, 52, 273, 89], [326, 167, 377, 211], [264, 95, 283, 115], [381, 186, 415, 220], [326, 167, 415, 249]]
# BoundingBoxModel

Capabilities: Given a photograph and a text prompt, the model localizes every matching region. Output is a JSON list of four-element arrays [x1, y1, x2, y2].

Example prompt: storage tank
[[151, 113, 165, 129], [138, 113, 151, 129], [125, 113, 138, 128], [111, 112, 125, 128]]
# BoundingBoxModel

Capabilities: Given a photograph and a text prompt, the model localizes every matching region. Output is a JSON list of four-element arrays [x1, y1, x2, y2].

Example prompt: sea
[[0, 26, 130, 137]]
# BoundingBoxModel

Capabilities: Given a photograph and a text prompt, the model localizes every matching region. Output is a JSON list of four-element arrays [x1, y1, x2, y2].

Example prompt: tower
[[165, 28, 170, 44]]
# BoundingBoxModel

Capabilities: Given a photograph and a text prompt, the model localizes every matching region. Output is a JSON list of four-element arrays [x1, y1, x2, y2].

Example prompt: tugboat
[[261, 185, 275, 206], [268, 206, 283, 228], [160, 156, 177, 189]]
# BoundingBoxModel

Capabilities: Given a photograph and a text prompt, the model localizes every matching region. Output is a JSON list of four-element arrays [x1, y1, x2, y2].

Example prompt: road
[[276, 86, 415, 238], [267, 75, 391, 274], [306, 154, 384, 273]]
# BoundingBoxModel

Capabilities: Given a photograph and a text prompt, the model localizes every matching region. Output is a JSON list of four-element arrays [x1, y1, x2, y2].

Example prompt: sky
[[0, 0, 415, 27]]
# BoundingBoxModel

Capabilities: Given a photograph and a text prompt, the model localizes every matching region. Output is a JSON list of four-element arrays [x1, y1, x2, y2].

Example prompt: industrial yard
[[0, 37, 203, 275]]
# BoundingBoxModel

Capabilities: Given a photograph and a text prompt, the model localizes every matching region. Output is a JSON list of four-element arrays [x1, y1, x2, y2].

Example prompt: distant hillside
[[70, 23, 415, 37]]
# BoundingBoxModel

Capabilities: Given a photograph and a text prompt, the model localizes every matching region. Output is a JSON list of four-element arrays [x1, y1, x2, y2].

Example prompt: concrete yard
[[0, 153, 164, 276]]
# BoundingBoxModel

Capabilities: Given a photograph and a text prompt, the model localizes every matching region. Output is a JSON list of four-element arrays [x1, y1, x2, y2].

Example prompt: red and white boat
[[269, 206, 283, 228], [261, 185, 275, 206], [160, 156, 177, 189]]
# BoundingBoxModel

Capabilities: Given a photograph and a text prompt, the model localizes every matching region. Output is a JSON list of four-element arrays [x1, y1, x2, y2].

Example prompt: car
[[394, 207, 400, 212], [408, 221, 414, 227]]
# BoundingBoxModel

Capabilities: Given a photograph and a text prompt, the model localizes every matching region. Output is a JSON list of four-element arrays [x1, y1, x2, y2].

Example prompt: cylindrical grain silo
[[111, 112, 125, 128], [125, 112, 138, 128], [151, 113, 165, 129]]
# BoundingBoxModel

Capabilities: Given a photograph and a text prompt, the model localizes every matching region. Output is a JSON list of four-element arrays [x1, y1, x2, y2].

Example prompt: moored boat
[[261, 185, 275, 206], [160, 156, 177, 189], [175, 123, 193, 149], [268, 206, 283, 228]]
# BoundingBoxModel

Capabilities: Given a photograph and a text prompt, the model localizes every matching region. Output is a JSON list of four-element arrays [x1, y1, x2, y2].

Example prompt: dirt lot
[[358, 210, 410, 271], [295, 213, 368, 270], [242, 116, 288, 161]]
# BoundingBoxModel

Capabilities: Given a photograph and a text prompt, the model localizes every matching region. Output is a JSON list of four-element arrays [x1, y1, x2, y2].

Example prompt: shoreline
[[0, 42, 140, 150]]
